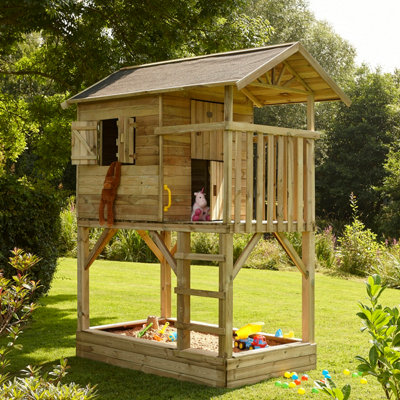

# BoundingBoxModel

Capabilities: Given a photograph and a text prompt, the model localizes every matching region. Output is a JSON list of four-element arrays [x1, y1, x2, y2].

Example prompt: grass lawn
[[5, 257, 400, 399]]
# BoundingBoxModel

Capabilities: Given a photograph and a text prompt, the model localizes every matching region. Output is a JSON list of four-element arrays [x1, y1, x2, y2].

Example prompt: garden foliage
[[0, 175, 63, 296], [0, 249, 97, 399], [356, 274, 400, 400]]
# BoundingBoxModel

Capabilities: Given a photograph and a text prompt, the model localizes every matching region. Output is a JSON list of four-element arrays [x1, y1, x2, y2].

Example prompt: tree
[[317, 66, 400, 231]]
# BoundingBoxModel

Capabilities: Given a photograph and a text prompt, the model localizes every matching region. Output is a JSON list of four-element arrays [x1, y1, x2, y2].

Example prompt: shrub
[[58, 196, 77, 257], [336, 194, 382, 276], [0, 175, 63, 295], [356, 275, 400, 400], [106, 230, 158, 263], [315, 226, 337, 269], [0, 249, 96, 399]]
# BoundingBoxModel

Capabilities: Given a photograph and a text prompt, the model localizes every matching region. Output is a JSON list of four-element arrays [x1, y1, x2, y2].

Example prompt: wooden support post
[[158, 94, 164, 222], [160, 231, 172, 318], [177, 232, 191, 350], [302, 232, 315, 343], [223, 86, 233, 224], [303, 94, 315, 343], [77, 226, 90, 331], [219, 233, 233, 358]]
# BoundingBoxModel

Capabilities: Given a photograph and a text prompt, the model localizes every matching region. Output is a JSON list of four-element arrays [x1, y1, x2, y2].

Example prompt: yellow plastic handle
[[163, 184, 171, 212]]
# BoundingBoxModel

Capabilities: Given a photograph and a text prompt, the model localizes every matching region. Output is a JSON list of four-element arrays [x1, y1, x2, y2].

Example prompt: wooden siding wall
[[77, 165, 160, 222], [76, 95, 161, 223], [161, 92, 253, 222]]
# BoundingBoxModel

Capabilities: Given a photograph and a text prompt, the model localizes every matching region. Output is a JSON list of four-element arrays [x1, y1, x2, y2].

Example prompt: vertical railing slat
[[287, 136, 295, 232], [297, 138, 304, 231], [246, 132, 254, 231], [277, 135, 285, 232], [234, 131, 242, 232], [305, 139, 315, 231], [256, 132, 264, 232], [267, 135, 275, 232]]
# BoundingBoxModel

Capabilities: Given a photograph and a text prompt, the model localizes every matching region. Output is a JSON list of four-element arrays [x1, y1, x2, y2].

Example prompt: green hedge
[[0, 175, 62, 296]]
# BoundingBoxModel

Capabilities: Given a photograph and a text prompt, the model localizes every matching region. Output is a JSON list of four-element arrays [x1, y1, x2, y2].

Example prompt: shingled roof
[[64, 42, 350, 107]]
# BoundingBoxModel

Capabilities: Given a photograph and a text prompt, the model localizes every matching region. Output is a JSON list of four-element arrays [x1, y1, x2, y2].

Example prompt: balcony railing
[[155, 121, 319, 233]]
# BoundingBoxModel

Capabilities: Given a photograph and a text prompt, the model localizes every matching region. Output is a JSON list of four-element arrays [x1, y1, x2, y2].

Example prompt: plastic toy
[[168, 331, 177, 342], [291, 373, 299, 380], [298, 388, 306, 395], [343, 369, 350, 375], [275, 329, 283, 337], [311, 388, 319, 394], [191, 188, 210, 221], [138, 322, 153, 338], [274, 381, 282, 387], [352, 372, 359, 378], [153, 334, 163, 341], [301, 374, 309, 381], [357, 371, 363, 376], [284, 371, 292, 379], [289, 382, 296, 388], [234, 322, 264, 339], [360, 378, 368, 384], [159, 321, 169, 334], [282, 382, 289, 389], [294, 379, 301, 385], [322, 369, 329, 376], [283, 331, 294, 338], [234, 334, 268, 350]]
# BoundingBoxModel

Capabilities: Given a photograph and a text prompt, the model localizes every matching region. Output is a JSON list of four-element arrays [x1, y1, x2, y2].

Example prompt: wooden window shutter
[[71, 121, 98, 165], [117, 117, 136, 164]]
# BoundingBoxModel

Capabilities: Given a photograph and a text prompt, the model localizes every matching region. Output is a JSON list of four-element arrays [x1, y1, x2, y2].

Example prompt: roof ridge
[[119, 42, 298, 71]]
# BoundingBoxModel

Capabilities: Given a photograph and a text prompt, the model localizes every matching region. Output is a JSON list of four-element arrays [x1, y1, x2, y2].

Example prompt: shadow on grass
[[4, 294, 114, 371], [53, 356, 234, 400]]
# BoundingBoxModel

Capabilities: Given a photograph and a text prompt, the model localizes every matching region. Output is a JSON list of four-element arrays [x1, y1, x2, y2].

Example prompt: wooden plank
[[156, 121, 225, 135], [306, 94, 316, 231], [85, 228, 118, 270], [149, 231, 177, 274], [160, 231, 172, 318], [296, 138, 304, 231], [277, 135, 285, 231], [287, 137, 295, 231], [232, 233, 262, 279], [177, 232, 191, 350], [175, 321, 225, 336], [219, 233, 233, 360], [174, 287, 225, 299], [234, 131, 242, 231], [225, 121, 320, 139], [246, 132, 254, 231], [249, 81, 310, 95], [223, 86, 233, 224], [302, 232, 315, 343], [158, 95, 164, 221], [174, 252, 225, 262], [266, 135, 275, 231], [137, 230, 164, 263], [256, 132, 264, 231], [274, 232, 307, 278], [77, 227, 90, 331], [240, 87, 263, 107]]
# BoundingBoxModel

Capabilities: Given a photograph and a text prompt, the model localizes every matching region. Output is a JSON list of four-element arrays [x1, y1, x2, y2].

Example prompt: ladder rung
[[174, 287, 225, 299], [174, 252, 225, 262], [175, 321, 225, 336]]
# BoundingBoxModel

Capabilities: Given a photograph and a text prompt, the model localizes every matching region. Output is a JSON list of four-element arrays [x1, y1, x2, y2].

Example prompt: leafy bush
[[106, 230, 158, 263], [336, 194, 382, 276], [58, 196, 77, 257], [0, 175, 63, 296], [0, 249, 96, 399], [356, 275, 400, 400], [314, 378, 351, 400], [315, 226, 337, 269], [0, 249, 40, 336]]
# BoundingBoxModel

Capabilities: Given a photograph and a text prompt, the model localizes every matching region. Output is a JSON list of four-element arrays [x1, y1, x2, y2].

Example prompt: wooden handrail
[[155, 121, 320, 139]]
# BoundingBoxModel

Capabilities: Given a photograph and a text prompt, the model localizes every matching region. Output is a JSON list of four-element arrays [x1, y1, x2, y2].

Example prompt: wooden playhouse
[[63, 42, 350, 388]]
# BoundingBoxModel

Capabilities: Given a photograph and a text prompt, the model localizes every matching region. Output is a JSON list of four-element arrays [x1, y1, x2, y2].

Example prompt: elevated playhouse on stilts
[[63, 42, 350, 387]]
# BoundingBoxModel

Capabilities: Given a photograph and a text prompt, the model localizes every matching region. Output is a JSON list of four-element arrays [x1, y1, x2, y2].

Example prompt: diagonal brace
[[85, 228, 118, 270], [274, 232, 308, 278]]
